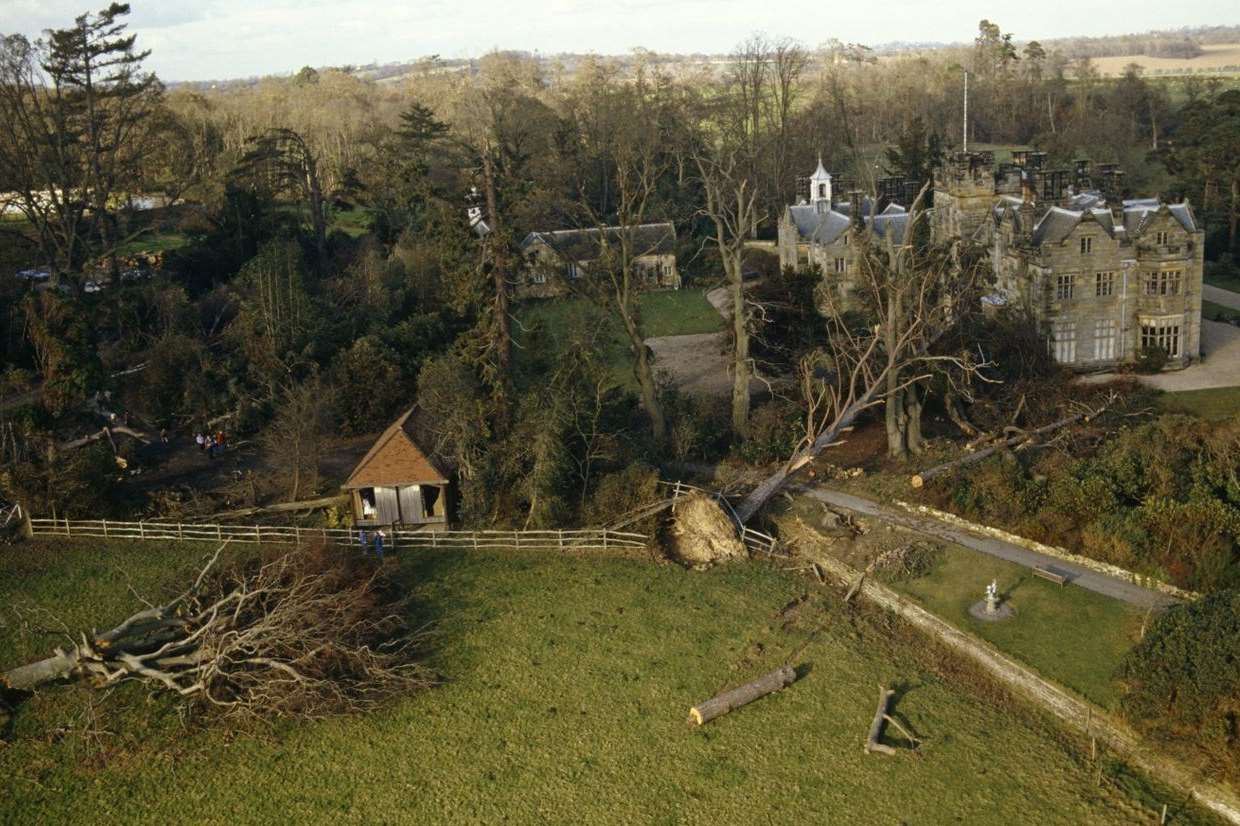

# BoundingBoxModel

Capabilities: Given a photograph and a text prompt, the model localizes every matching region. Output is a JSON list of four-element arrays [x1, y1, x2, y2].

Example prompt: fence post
[[178, 522, 184, 541], [138, 521, 144, 540], [602, 531, 608, 552], [254, 525, 261, 545], [102, 519, 109, 539], [473, 533, 478, 551], [65, 517, 72, 538], [216, 524, 222, 542], [558, 530, 564, 553]]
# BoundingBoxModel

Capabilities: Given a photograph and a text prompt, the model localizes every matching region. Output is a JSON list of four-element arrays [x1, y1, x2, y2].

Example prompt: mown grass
[[1202, 299, 1240, 324], [0, 538, 1219, 825], [1157, 386, 1240, 420], [515, 289, 723, 390], [779, 498, 1141, 711], [887, 544, 1143, 710], [1205, 269, 1240, 294]]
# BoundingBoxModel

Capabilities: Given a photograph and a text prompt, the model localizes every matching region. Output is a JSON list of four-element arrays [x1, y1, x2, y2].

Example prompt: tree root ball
[[668, 493, 747, 568]]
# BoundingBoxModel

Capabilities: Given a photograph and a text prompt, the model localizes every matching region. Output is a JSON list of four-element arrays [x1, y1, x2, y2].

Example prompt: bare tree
[[561, 79, 671, 442], [2, 543, 434, 722], [734, 197, 987, 522], [696, 148, 761, 439], [263, 376, 335, 502]]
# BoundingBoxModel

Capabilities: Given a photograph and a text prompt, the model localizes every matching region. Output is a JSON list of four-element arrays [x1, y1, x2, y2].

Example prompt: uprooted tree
[[733, 192, 989, 523], [1, 543, 433, 721]]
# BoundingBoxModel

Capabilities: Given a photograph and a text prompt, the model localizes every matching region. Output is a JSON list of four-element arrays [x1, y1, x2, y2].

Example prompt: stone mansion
[[778, 151, 1204, 370]]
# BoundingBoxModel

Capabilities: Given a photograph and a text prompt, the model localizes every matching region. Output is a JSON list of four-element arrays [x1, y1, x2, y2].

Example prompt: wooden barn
[[342, 409, 449, 529]]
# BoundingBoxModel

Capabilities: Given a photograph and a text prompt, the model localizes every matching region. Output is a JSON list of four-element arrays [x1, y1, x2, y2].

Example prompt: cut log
[[689, 665, 797, 725], [58, 425, 151, 452], [865, 684, 897, 755], [910, 410, 1091, 488], [205, 494, 349, 521]]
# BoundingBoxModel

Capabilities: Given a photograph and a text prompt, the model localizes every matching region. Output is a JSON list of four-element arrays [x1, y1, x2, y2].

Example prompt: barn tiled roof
[[520, 223, 676, 261], [343, 408, 448, 489]]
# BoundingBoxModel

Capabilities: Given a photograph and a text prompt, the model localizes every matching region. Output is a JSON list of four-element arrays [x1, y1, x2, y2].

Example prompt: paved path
[[1203, 284, 1240, 311], [1082, 319, 1240, 392], [798, 486, 1177, 610]]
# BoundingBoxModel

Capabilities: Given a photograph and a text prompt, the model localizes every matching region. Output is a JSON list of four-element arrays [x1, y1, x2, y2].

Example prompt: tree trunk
[[910, 409, 1090, 487], [481, 150, 512, 392], [865, 685, 897, 755], [307, 158, 327, 263], [620, 309, 666, 443], [730, 254, 751, 439], [689, 665, 797, 725], [904, 383, 924, 455]]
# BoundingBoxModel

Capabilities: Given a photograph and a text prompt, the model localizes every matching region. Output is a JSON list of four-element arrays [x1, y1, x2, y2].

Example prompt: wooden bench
[[1032, 565, 1069, 586]]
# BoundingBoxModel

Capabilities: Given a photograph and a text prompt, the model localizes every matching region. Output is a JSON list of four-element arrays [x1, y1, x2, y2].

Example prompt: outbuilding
[[342, 409, 449, 529]]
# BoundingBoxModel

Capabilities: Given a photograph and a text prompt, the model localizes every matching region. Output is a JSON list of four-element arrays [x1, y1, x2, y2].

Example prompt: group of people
[[194, 430, 228, 459], [357, 528, 388, 561]]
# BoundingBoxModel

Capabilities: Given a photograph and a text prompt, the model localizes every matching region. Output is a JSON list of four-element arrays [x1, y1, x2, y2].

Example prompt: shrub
[[1118, 590, 1240, 782], [734, 399, 801, 465], [1134, 346, 1168, 374]]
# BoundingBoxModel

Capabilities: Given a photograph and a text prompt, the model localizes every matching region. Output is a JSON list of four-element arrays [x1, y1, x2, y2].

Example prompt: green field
[[778, 500, 1142, 710], [1205, 269, 1240, 294], [1203, 299, 1240, 324], [1157, 386, 1240, 419], [887, 545, 1142, 709], [515, 289, 723, 389], [0, 538, 1217, 825]]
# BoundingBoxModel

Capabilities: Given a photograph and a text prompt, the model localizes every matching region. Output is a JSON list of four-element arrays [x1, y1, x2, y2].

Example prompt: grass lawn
[[115, 231, 189, 257], [1205, 270, 1240, 294], [777, 499, 1142, 711], [515, 289, 723, 390], [1202, 299, 1240, 324], [330, 205, 373, 238], [886, 544, 1143, 710], [1157, 386, 1240, 420], [0, 538, 1218, 825]]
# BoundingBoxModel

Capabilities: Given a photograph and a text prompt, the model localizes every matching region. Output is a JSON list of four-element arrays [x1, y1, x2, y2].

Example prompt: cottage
[[518, 222, 680, 298], [342, 409, 449, 529]]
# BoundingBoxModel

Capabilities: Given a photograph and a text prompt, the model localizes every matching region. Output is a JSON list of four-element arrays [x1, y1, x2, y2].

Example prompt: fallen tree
[[689, 665, 797, 725], [910, 401, 1107, 488], [1, 543, 433, 721], [734, 195, 990, 523]]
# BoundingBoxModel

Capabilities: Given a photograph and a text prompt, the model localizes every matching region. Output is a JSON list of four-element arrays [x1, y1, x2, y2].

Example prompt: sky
[[0, 0, 1236, 82]]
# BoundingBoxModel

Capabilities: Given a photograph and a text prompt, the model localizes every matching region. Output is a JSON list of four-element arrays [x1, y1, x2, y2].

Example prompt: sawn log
[[689, 665, 797, 725]]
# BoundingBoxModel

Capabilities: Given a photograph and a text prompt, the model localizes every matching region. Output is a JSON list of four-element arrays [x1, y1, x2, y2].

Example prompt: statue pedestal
[[969, 599, 1014, 622]]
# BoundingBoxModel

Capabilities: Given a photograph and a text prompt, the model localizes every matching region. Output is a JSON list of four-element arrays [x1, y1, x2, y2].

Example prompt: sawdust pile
[[668, 493, 747, 568]]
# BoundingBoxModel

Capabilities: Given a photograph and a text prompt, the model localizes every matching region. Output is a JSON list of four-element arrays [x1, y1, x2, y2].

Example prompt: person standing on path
[[373, 529, 385, 561]]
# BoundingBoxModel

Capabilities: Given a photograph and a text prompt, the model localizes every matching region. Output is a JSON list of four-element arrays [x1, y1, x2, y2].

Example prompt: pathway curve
[[798, 485, 1177, 610]]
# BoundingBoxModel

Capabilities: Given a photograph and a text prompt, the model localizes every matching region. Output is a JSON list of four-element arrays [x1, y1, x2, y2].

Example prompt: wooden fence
[[27, 517, 648, 553]]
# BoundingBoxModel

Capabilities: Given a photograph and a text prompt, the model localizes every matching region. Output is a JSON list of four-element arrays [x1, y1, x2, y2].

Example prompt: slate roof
[[785, 201, 908, 246], [520, 223, 676, 261], [1022, 195, 1198, 246], [343, 408, 448, 489]]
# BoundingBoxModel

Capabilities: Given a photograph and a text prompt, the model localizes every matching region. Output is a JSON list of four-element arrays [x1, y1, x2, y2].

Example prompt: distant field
[[0, 539, 1222, 825], [1091, 43, 1240, 77]]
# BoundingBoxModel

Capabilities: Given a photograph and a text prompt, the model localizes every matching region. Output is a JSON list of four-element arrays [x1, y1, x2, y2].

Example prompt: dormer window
[[1155, 230, 1169, 246]]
